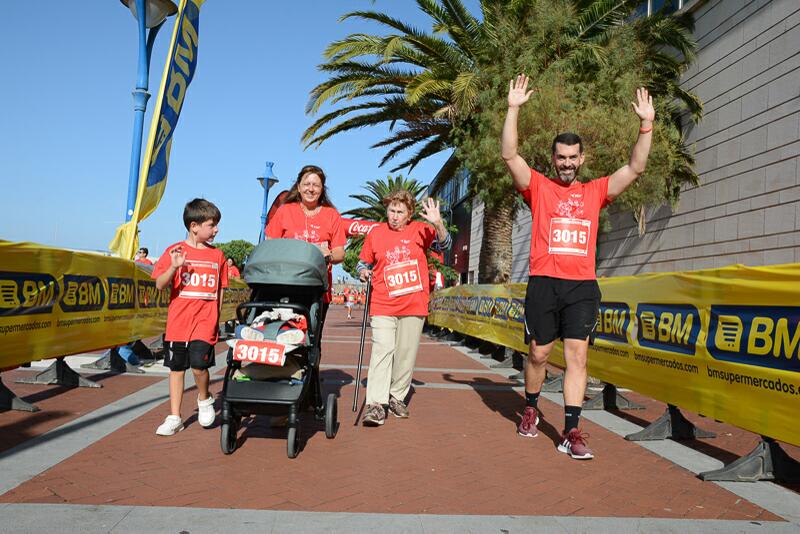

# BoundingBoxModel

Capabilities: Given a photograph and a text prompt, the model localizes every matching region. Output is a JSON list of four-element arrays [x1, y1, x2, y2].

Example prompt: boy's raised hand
[[169, 245, 187, 269], [508, 74, 534, 108]]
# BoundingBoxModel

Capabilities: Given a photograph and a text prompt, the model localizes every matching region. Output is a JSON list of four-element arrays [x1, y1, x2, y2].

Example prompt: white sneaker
[[197, 395, 216, 427], [240, 326, 265, 341], [156, 415, 184, 436], [276, 328, 305, 345]]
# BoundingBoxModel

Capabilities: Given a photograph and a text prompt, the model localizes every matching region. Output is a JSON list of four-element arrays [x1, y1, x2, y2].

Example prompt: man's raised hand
[[508, 74, 534, 109], [631, 87, 655, 124]]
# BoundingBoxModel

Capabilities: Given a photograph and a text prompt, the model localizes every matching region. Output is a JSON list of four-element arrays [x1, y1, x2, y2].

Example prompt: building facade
[[446, 0, 798, 283]]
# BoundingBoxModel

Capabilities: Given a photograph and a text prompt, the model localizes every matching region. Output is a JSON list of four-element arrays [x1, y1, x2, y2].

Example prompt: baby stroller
[[220, 239, 338, 458]]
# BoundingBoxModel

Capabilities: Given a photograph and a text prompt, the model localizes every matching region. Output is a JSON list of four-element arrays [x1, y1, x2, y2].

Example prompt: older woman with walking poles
[[356, 190, 451, 426]]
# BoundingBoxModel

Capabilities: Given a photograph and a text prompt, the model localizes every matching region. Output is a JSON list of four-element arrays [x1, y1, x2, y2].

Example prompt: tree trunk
[[478, 198, 515, 284]]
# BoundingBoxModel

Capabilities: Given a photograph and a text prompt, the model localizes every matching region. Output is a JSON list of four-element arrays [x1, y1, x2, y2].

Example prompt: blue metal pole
[[124, 0, 164, 222], [257, 162, 276, 244]]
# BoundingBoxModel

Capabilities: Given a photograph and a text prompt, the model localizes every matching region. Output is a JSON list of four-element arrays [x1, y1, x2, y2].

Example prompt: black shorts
[[163, 340, 216, 371], [524, 276, 600, 345]]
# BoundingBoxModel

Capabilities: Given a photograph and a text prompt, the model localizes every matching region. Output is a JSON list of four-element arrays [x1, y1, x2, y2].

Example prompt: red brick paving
[[0, 369, 160, 454], [0, 308, 786, 521]]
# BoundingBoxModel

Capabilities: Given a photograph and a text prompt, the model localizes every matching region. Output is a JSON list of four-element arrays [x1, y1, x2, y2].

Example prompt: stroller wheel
[[287, 425, 300, 459], [325, 393, 338, 439], [220, 421, 237, 455]]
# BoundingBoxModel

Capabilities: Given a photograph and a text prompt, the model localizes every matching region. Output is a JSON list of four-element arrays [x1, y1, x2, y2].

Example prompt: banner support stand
[[81, 349, 145, 374], [699, 436, 800, 483], [16, 357, 100, 388], [542, 372, 564, 392], [478, 341, 497, 359], [0, 374, 39, 412], [625, 404, 715, 441], [491, 347, 521, 369], [584, 383, 644, 411]]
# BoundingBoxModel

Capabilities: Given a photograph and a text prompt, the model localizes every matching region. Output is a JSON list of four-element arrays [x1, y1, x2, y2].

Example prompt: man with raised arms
[[501, 74, 655, 459]]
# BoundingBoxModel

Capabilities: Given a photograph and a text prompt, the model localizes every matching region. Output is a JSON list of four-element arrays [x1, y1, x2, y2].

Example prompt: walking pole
[[352, 273, 372, 412]]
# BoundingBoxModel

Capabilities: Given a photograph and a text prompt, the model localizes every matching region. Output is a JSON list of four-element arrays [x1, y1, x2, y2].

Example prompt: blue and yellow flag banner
[[110, 0, 205, 259], [0, 241, 247, 370], [428, 263, 800, 446]]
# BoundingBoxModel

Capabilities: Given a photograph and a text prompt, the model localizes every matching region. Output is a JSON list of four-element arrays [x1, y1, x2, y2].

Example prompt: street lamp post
[[257, 162, 279, 243], [120, 0, 178, 222]]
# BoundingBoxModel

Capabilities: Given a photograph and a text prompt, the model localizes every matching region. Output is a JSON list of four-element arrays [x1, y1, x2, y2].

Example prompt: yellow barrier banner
[[0, 242, 248, 370], [428, 263, 800, 446]]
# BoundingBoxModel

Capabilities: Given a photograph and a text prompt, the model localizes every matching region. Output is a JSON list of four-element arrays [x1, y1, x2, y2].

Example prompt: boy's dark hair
[[183, 198, 221, 230], [139, 247, 149, 256], [551, 132, 583, 154]]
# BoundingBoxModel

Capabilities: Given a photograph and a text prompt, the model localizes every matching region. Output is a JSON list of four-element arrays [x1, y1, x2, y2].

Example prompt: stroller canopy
[[243, 239, 328, 290]]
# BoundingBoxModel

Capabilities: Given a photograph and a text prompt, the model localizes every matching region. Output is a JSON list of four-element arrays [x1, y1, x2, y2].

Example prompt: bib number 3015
[[548, 218, 591, 256], [178, 260, 219, 300], [383, 259, 423, 298], [232, 340, 286, 367]]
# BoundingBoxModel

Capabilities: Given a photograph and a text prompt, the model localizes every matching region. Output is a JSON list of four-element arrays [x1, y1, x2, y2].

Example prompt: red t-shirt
[[229, 265, 241, 278], [265, 203, 346, 302], [152, 242, 229, 344], [135, 257, 153, 265], [519, 168, 611, 280], [360, 221, 436, 317]]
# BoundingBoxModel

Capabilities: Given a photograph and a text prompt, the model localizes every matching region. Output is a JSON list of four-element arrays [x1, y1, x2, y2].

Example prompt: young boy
[[152, 198, 229, 436]]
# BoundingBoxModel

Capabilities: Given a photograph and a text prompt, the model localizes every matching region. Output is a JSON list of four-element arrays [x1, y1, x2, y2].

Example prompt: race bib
[[384, 259, 423, 298], [232, 339, 286, 367], [548, 218, 591, 256], [178, 260, 219, 300]]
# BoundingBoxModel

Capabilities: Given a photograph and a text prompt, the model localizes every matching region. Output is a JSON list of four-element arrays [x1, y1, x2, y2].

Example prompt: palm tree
[[339, 174, 428, 278], [343, 174, 428, 222], [305, 0, 700, 282]]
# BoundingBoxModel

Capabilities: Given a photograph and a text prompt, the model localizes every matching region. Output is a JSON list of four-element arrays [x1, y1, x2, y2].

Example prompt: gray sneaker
[[388, 396, 409, 418], [362, 403, 386, 426]]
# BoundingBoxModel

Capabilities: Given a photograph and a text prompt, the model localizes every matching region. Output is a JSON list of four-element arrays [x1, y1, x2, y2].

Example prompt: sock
[[525, 391, 540, 409], [564, 405, 582, 433]]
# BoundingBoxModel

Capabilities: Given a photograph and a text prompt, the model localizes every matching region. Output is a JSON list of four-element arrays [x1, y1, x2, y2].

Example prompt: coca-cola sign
[[342, 218, 380, 237]]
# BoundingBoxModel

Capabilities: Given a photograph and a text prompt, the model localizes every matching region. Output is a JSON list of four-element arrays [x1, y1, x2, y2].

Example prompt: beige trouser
[[365, 315, 425, 406]]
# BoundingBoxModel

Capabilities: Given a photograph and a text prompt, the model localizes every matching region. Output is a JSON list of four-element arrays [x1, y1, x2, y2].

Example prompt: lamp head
[[120, 0, 178, 29]]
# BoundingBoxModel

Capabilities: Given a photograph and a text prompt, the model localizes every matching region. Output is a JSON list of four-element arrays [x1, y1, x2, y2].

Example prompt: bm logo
[[594, 302, 630, 344], [635, 304, 700, 355], [0, 272, 60, 316], [707, 305, 800, 373]]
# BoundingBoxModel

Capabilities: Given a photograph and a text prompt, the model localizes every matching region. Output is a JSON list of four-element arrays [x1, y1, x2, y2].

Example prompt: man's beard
[[556, 165, 580, 184]]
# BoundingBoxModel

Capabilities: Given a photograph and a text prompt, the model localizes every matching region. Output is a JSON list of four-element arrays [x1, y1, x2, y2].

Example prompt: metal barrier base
[[625, 404, 715, 441], [491, 348, 523, 369], [699, 437, 800, 483], [441, 331, 463, 343], [584, 383, 644, 411], [541, 373, 564, 392], [478, 343, 497, 359], [80, 349, 145, 374], [16, 357, 100, 388], [0, 375, 39, 412]]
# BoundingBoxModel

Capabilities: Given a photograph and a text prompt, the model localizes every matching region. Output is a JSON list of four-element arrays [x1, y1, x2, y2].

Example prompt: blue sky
[[0, 1, 479, 279]]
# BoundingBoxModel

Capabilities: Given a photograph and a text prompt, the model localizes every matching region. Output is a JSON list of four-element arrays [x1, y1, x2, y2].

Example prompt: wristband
[[639, 126, 653, 134]]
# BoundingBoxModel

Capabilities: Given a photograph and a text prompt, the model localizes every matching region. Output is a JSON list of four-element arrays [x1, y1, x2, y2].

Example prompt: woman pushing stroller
[[266, 164, 346, 325], [357, 191, 451, 426]]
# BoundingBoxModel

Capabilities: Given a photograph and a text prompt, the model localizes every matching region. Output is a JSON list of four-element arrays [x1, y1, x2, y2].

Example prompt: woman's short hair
[[382, 189, 416, 214]]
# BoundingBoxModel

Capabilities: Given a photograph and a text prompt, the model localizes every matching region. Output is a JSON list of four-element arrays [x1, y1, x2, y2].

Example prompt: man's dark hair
[[183, 198, 221, 230], [139, 247, 149, 256], [551, 132, 583, 154]]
